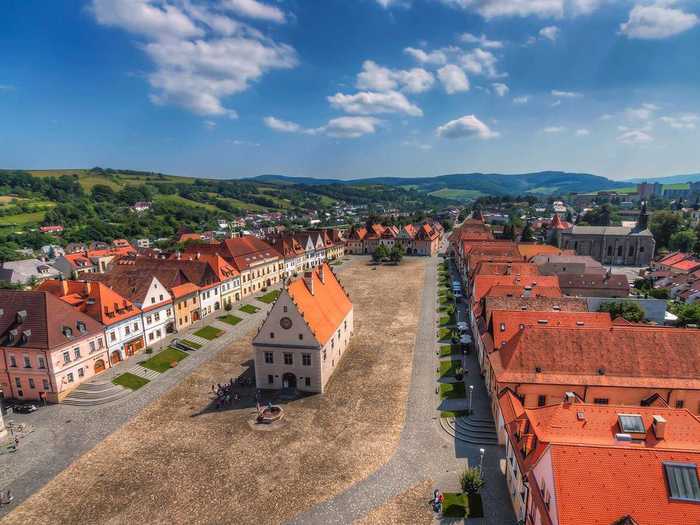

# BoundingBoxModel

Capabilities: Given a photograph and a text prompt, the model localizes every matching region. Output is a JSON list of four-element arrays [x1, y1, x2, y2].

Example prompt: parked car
[[10, 403, 37, 414], [456, 322, 468, 333]]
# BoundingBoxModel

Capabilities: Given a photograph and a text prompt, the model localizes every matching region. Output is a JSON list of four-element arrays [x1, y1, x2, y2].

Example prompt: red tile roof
[[473, 275, 561, 303], [473, 262, 542, 277], [185, 235, 281, 272], [0, 290, 103, 349], [38, 280, 142, 326], [286, 263, 352, 345]]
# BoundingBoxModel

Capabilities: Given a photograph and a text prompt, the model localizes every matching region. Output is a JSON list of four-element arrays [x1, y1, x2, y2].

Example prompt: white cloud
[[220, 0, 285, 24], [551, 99, 562, 107], [436, 114, 499, 139], [492, 82, 509, 96], [91, 0, 297, 117], [264, 116, 300, 133], [620, 4, 698, 40], [264, 115, 381, 139], [626, 103, 659, 121], [617, 129, 654, 144], [599, 113, 613, 120], [513, 95, 529, 104], [402, 139, 433, 150], [459, 48, 501, 78], [228, 138, 260, 146], [356, 60, 434, 94], [543, 126, 566, 133], [575, 128, 590, 136], [539, 25, 560, 41], [438, 0, 606, 19], [404, 47, 447, 65], [203, 119, 217, 129], [437, 65, 470, 94], [460, 32, 504, 48], [328, 90, 423, 116], [551, 89, 582, 98], [660, 113, 699, 129], [323, 116, 382, 138], [375, 0, 404, 7]]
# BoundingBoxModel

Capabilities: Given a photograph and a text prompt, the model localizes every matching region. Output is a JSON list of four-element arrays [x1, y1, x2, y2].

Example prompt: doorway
[[282, 372, 297, 389]]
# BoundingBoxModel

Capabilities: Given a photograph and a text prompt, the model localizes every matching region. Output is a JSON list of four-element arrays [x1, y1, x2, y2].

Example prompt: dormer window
[[618, 414, 645, 434], [77, 321, 86, 333], [16, 310, 27, 324], [63, 326, 73, 338]]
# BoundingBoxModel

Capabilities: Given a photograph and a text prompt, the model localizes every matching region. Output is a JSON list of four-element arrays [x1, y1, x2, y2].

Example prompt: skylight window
[[664, 462, 700, 502], [618, 414, 645, 434]]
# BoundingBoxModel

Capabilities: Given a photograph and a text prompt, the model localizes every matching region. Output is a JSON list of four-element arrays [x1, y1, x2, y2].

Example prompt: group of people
[[210, 379, 241, 409], [430, 489, 444, 514]]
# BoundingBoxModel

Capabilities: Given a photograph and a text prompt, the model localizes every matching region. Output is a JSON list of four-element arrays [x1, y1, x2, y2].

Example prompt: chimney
[[652, 415, 667, 440], [61, 278, 69, 295], [303, 271, 314, 295], [319, 265, 326, 284]]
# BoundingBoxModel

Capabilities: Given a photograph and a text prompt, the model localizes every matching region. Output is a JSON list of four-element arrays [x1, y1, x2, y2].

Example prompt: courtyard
[[2, 257, 428, 525]]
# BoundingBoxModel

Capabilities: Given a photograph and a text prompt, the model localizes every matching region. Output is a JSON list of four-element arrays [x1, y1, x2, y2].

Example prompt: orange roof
[[473, 262, 541, 277], [490, 310, 612, 350], [671, 259, 700, 272], [473, 274, 560, 303], [486, 285, 562, 299], [37, 279, 141, 326], [493, 324, 700, 389], [170, 282, 200, 299], [178, 233, 202, 242], [658, 251, 691, 266], [286, 263, 352, 345], [517, 243, 574, 259]]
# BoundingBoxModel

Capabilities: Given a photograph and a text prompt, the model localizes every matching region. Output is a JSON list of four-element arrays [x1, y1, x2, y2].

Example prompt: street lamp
[[479, 448, 485, 474], [468, 385, 474, 415]]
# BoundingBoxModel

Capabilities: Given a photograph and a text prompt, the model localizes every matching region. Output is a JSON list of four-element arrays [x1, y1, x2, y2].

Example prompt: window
[[305, 377, 311, 387], [28, 378, 35, 389], [268, 374, 274, 384], [640, 246, 645, 253], [537, 395, 546, 407], [618, 414, 645, 433], [90, 340, 96, 353], [151, 297, 156, 304], [593, 398, 609, 405], [63, 351, 71, 363], [323, 349, 327, 361], [270, 332, 275, 339], [67, 372, 74, 383], [149, 332, 154, 341], [676, 400, 685, 409], [23, 355, 31, 368], [133, 322, 139, 332], [500, 323, 506, 332], [43, 379, 50, 391], [284, 353, 293, 365], [628, 245, 635, 257], [664, 462, 700, 502], [298, 334, 303, 340], [264, 352, 274, 364], [98, 338, 103, 349], [9, 355, 17, 368], [283, 305, 288, 313], [607, 246, 612, 257], [302, 353, 311, 366], [78, 367, 84, 378], [156, 329, 161, 338], [154, 312, 160, 321], [167, 309, 172, 316], [146, 315, 152, 324], [74, 347, 81, 359], [15, 377, 21, 388], [38, 356, 46, 369], [617, 245, 623, 257], [159, 294, 164, 301]]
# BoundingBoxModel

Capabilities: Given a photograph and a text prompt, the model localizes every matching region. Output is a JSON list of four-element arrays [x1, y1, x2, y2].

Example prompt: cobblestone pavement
[[0, 294, 274, 518], [287, 255, 516, 525]]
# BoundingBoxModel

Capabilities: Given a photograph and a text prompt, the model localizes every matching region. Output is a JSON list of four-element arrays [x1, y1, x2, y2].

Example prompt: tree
[[389, 244, 405, 264], [520, 223, 535, 242], [91, 184, 117, 202], [372, 244, 389, 263], [650, 211, 682, 249], [669, 229, 697, 252], [459, 467, 485, 495], [649, 288, 669, 300], [598, 301, 645, 322], [675, 303, 700, 327]]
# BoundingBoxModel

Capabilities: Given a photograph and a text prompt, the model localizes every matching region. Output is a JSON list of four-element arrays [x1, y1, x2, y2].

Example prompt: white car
[[456, 322, 468, 333], [460, 334, 472, 345]]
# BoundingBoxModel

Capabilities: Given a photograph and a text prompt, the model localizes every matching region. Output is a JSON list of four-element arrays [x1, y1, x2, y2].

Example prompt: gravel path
[[288, 255, 515, 525]]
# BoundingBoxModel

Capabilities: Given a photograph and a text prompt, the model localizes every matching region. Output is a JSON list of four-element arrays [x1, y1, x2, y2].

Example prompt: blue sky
[[0, 0, 699, 181]]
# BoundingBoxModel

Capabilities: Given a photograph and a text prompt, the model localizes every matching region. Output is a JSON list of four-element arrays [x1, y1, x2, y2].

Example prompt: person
[[431, 489, 443, 514]]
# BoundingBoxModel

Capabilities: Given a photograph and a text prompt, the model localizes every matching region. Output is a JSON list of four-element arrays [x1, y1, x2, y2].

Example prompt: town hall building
[[253, 263, 353, 394]]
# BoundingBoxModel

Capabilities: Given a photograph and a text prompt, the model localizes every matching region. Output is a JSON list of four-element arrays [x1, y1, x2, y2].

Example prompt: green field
[[141, 347, 188, 373], [193, 326, 224, 340], [0, 210, 48, 226], [154, 194, 219, 212], [27, 169, 198, 191], [112, 372, 149, 390], [429, 188, 483, 201]]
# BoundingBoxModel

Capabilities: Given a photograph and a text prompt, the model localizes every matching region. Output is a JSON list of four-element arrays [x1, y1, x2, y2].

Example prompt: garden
[[193, 326, 224, 340]]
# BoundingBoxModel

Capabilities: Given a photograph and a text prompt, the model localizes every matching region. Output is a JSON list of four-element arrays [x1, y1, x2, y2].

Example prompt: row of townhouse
[[451, 214, 700, 524], [53, 244, 136, 278], [266, 229, 346, 278], [646, 251, 700, 304], [345, 222, 443, 256]]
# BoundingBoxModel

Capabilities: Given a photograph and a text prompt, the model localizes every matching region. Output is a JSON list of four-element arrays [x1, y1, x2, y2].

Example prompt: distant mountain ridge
[[249, 171, 627, 196], [623, 173, 700, 184]]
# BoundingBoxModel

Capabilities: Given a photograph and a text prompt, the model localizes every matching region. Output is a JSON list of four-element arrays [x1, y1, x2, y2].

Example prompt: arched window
[[607, 246, 612, 257], [617, 246, 623, 257], [628, 245, 635, 256]]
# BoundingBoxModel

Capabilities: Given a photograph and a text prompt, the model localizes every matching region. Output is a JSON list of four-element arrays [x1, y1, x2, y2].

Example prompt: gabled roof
[[473, 275, 561, 303], [558, 273, 630, 291], [0, 290, 103, 349], [473, 262, 541, 277], [348, 226, 367, 241], [483, 296, 588, 324], [286, 263, 352, 345], [185, 235, 281, 272], [516, 244, 573, 259], [269, 236, 305, 258], [38, 279, 142, 326]]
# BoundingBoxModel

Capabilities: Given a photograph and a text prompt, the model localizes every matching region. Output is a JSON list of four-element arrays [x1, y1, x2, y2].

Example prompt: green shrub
[[459, 467, 485, 495]]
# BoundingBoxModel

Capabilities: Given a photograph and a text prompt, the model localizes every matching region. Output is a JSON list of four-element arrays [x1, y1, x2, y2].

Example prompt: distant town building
[[557, 272, 630, 298], [39, 225, 64, 234], [253, 263, 353, 393], [637, 182, 664, 199]]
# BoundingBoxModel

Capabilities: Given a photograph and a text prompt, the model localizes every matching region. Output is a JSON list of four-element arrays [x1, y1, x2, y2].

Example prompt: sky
[[0, 0, 699, 181]]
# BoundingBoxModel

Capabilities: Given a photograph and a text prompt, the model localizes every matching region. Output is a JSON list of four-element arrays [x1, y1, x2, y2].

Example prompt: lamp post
[[479, 448, 485, 474], [468, 385, 474, 415]]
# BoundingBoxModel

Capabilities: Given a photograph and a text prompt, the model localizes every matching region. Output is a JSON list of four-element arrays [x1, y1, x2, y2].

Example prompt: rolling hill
[[249, 171, 627, 197], [624, 173, 700, 184]]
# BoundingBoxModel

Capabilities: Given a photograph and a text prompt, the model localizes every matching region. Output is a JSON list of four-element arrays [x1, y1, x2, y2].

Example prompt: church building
[[556, 205, 655, 266], [253, 263, 353, 394]]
